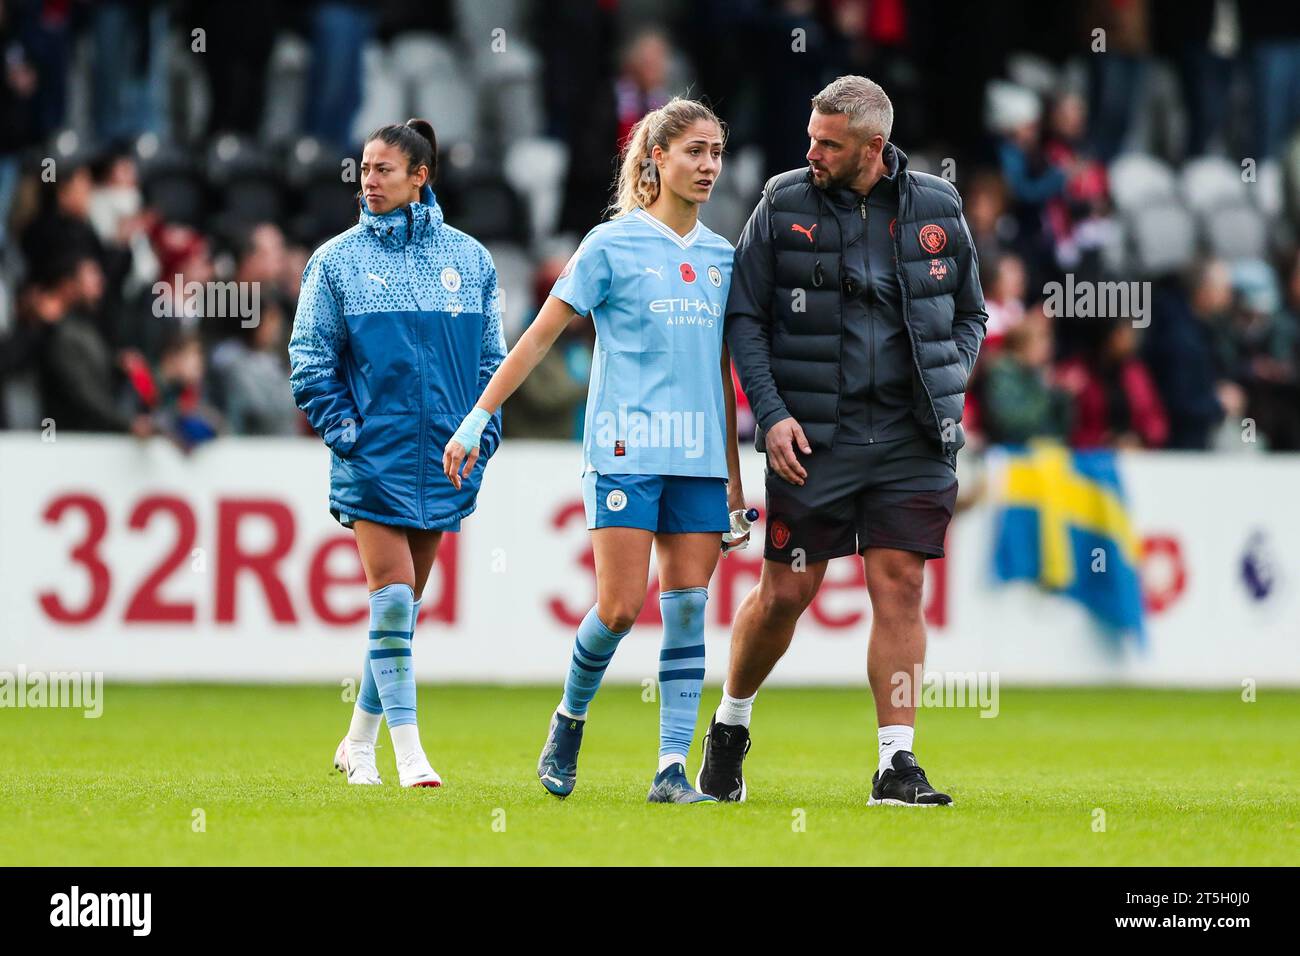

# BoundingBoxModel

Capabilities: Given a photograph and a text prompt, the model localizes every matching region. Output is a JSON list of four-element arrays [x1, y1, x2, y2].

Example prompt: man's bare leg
[[864, 547, 927, 733], [697, 557, 828, 800], [863, 547, 952, 805], [725, 558, 828, 699]]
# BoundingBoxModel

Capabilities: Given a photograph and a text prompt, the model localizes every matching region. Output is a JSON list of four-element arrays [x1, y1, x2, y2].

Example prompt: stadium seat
[[725, 145, 766, 203], [484, 242, 534, 343], [503, 138, 568, 245], [476, 41, 545, 146], [354, 34, 476, 149], [1179, 156, 1247, 214], [207, 134, 286, 228], [262, 32, 311, 145], [1005, 52, 1060, 98], [1108, 154, 1178, 213], [137, 140, 208, 228], [444, 177, 530, 244], [699, 192, 747, 246], [282, 137, 360, 246], [1122, 200, 1197, 276], [1, 368, 40, 430], [1201, 202, 1269, 261], [454, 0, 528, 46], [904, 151, 941, 177], [1254, 158, 1284, 218]]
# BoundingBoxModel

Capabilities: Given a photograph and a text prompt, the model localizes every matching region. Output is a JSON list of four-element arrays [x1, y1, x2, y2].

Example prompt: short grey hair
[[811, 75, 893, 141]]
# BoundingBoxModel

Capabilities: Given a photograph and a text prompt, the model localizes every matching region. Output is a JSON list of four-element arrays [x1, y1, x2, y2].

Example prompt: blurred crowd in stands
[[2, 0, 1300, 453]]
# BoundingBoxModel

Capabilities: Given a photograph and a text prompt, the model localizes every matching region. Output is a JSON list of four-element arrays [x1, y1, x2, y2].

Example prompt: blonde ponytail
[[607, 97, 726, 219]]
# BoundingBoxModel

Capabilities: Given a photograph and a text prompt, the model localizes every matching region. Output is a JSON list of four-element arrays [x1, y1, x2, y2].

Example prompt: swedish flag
[[992, 442, 1146, 641]]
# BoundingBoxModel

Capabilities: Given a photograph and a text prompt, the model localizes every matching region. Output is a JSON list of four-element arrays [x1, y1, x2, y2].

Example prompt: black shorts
[[763, 432, 957, 563]]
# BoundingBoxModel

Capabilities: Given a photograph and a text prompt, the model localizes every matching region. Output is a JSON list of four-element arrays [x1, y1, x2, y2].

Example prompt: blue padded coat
[[289, 185, 505, 530]]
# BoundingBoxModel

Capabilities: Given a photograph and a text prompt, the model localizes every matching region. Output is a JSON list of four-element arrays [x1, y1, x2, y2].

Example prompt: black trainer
[[869, 751, 953, 807], [695, 715, 751, 802]]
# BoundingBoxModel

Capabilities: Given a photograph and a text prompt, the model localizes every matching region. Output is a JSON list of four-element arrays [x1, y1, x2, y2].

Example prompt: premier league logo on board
[[1240, 530, 1278, 602], [707, 265, 722, 287], [440, 266, 461, 292]]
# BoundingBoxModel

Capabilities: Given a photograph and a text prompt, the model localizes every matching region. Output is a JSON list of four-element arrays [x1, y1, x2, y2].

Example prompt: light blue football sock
[[360, 596, 421, 717], [368, 583, 417, 728], [560, 605, 630, 718], [658, 588, 708, 760]]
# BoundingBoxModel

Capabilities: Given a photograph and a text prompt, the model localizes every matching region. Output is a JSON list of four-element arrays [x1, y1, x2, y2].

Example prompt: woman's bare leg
[[348, 520, 438, 785]]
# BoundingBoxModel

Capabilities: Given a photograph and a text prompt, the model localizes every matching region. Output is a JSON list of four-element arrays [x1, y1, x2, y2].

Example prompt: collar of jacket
[[359, 183, 443, 248]]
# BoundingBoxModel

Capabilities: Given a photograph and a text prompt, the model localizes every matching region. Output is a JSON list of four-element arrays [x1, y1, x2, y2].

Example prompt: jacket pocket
[[329, 415, 365, 459]]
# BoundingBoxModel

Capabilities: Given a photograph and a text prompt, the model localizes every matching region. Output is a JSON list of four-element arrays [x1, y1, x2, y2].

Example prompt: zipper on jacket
[[816, 189, 844, 448], [410, 247, 428, 526], [862, 195, 874, 443]]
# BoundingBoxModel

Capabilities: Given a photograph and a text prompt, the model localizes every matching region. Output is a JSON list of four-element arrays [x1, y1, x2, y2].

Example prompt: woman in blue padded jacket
[[289, 119, 505, 788]]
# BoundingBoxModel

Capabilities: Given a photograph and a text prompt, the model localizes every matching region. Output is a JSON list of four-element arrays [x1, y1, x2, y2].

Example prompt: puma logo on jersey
[[366, 273, 389, 288], [644, 266, 664, 279], [790, 222, 818, 243]]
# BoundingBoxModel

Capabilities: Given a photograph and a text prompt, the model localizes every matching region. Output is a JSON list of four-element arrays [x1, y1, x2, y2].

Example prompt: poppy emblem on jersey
[[440, 266, 461, 292], [606, 489, 628, 512], [791, 222, 818, 243], [928, 258, 948, 280], [679, 262, 696, 283], [918, 224, 947, 254], [614, 440, 626, 457], [770, 519, 790, 550], [707, 265, 722, 287]]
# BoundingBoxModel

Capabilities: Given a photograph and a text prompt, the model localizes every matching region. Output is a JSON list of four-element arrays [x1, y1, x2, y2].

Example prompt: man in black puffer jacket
[[698, 76, 987, 807]]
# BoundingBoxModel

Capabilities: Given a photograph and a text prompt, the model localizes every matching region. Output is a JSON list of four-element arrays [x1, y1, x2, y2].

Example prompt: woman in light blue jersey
[[444, 98, 748, 803], [290, 119, 505, 789]]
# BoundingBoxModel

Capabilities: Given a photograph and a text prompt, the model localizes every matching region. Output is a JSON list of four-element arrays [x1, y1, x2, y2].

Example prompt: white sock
[[556, 701, 584, 721], [658, 753, 687, 773], [348, 706, 382, 746], [715, 684, 756, 728], [878, 724, 914, 776], [390, 723, 424, 763]]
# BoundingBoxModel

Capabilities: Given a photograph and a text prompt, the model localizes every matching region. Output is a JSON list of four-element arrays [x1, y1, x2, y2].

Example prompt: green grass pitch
[[2, 685, 1296, 866]]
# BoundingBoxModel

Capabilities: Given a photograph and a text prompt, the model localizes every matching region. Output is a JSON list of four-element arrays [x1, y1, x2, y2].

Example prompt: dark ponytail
[[366, 117, 438, 186]]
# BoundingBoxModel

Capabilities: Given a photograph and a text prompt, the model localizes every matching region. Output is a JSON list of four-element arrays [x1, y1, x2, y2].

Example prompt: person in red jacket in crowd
[[1055, 321, 1169, 449]]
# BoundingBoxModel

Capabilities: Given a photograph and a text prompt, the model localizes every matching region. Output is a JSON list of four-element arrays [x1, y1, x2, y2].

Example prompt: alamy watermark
[[593, 404, 708, 460], [890, 666, 1000, 717], [0, 666, 103, 718], [152, 275, 260, 328], [50, 886, 150, 936], [1043, 275, 1150, 329]]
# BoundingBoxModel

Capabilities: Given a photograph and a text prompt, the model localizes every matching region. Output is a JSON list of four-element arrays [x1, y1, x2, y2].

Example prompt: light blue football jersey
[[551, 208, 734, 478]]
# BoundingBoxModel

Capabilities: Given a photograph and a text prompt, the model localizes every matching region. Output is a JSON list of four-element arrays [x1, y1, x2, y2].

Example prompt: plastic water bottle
[[722, 508, 761, 555], [731, 507, 760, 532]]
